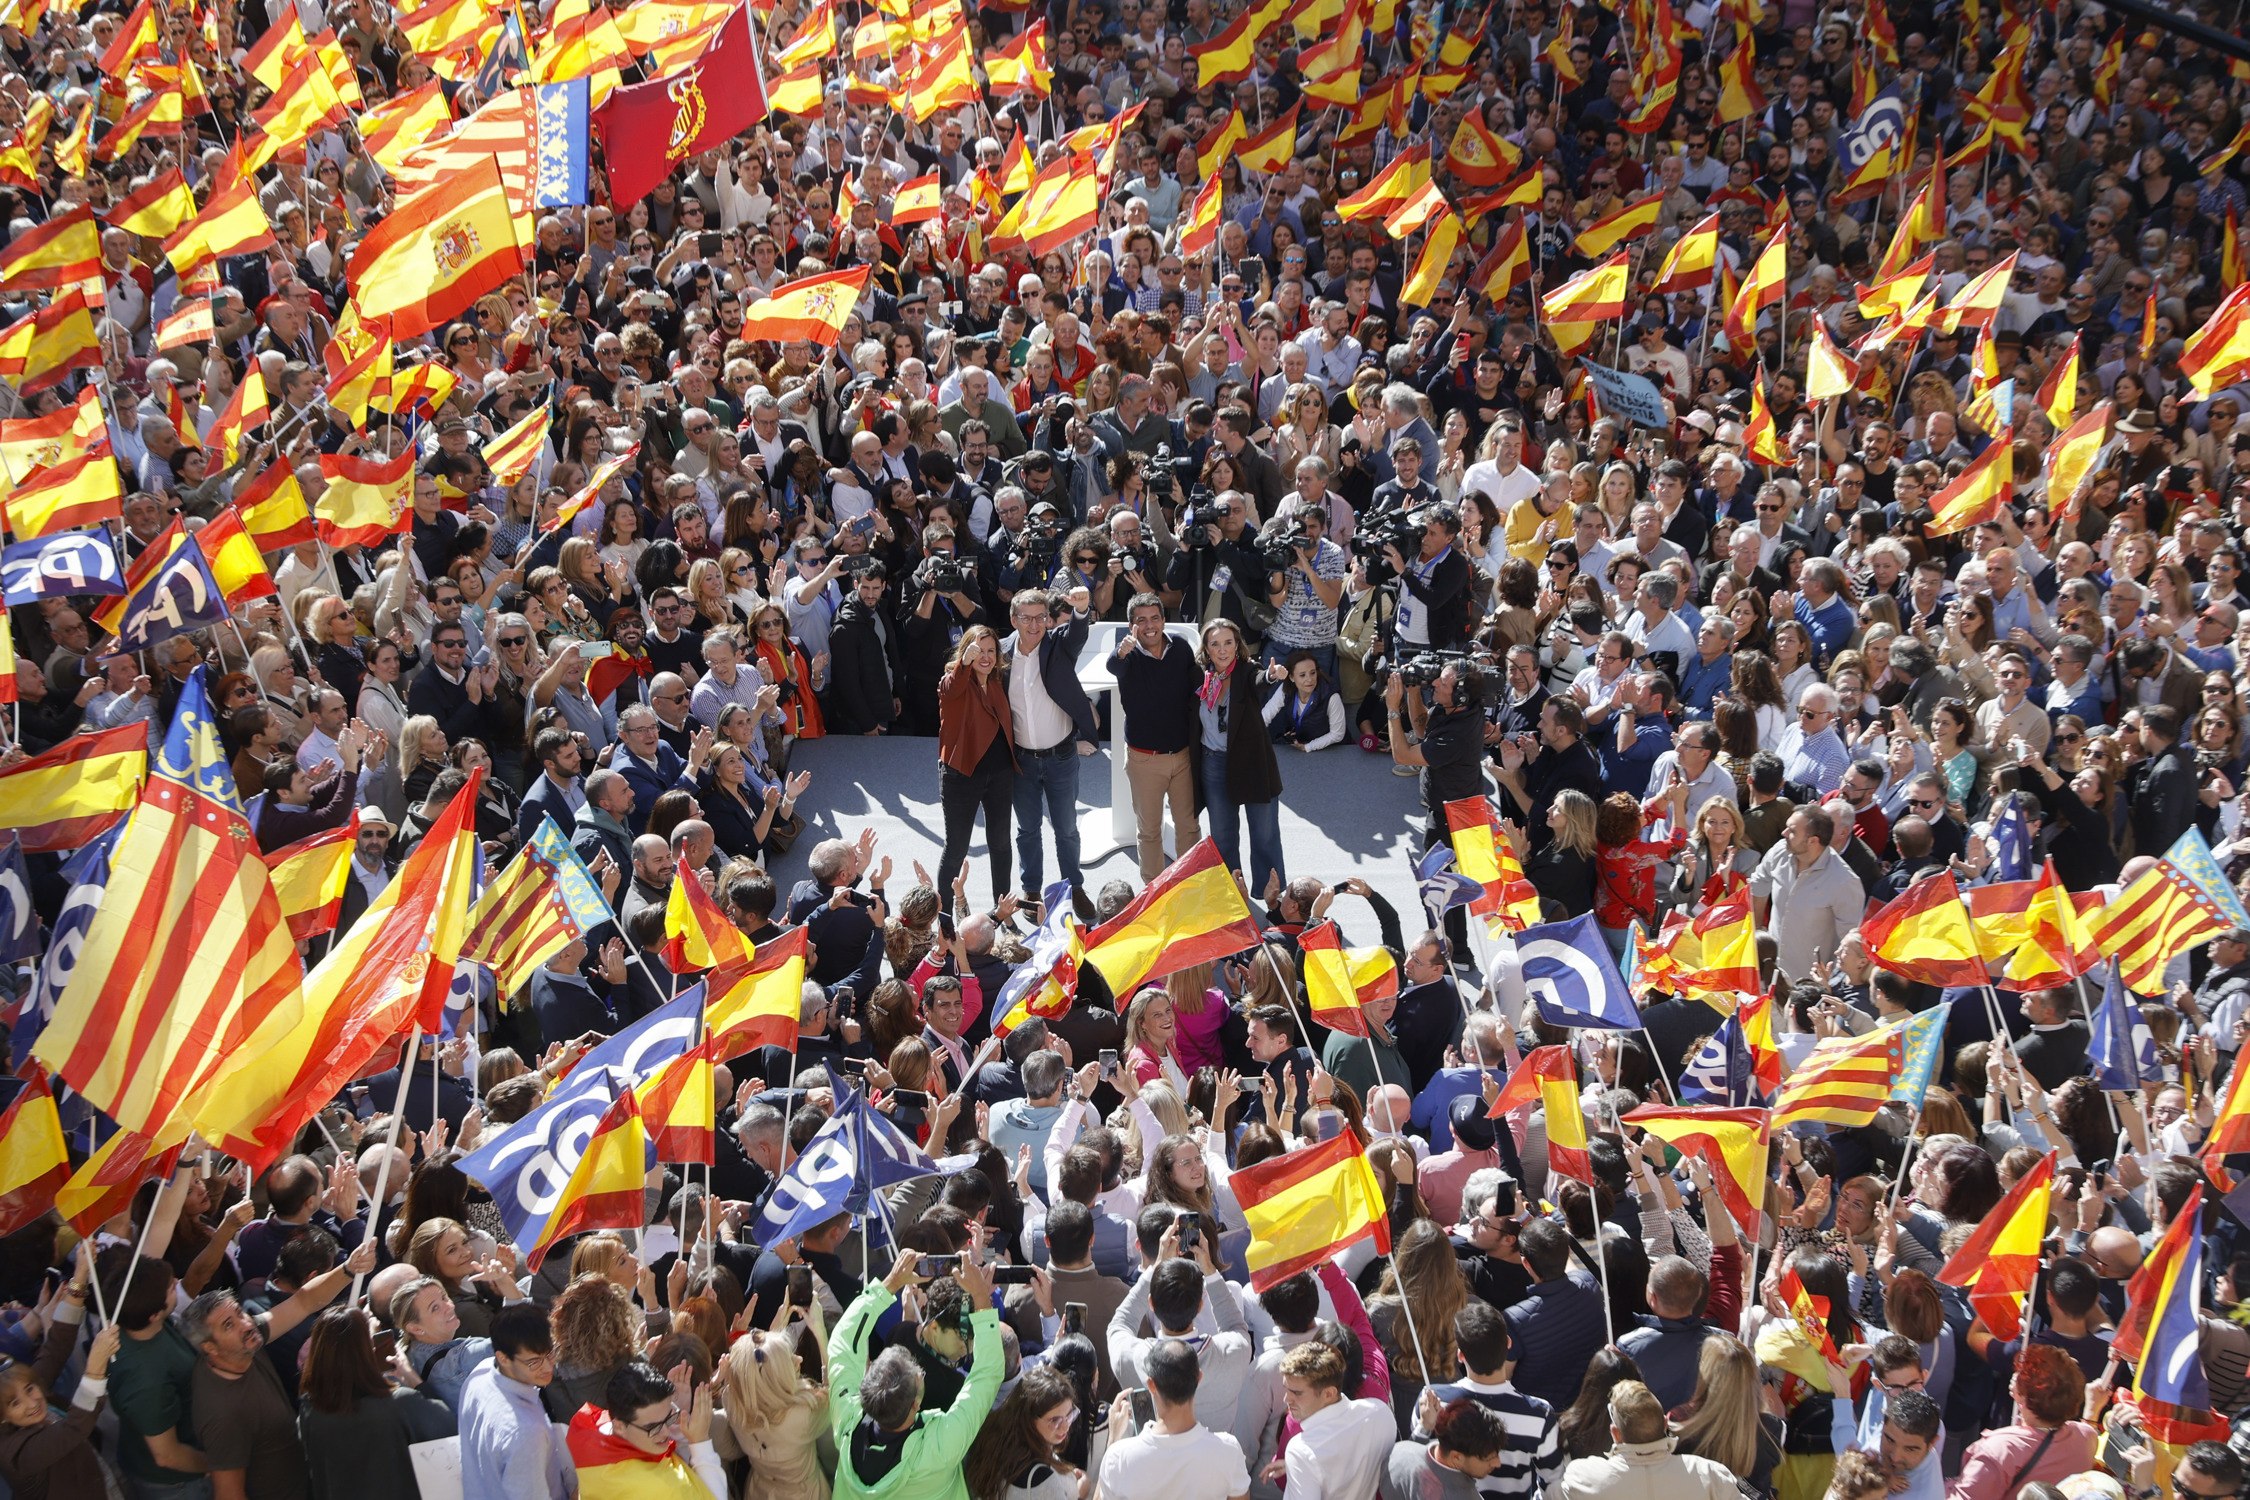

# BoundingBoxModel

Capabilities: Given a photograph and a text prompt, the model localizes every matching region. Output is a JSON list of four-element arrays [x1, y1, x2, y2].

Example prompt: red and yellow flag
[[526, 1078, 654, 1269], [1925, 432, 2015, 536], [1444, 796, 1539, 928], [315, 449, 414, 548], [1778, 1262, 1842, 1361], [707, 926, 810, 1058], [259, 816, 360, 943], [1233, 1132, 1390, 1291], [1083, 837, 1261, 998], [1446, 111, 1521, 187], [0, 723, 144, 854], [735, 266, 872, 347], [1939, 1150, 2053, 1339], [107, 167, 199, 238], [986, 18, 1050, 96], [1725, 225, 1788, 346], [0, 1076, 68, 1238], [1239, 104, 1301, 173], [1863, 871, 1987, 986], [1180, 174, 1224, 258], [2037, 335, 2082, 428], [1625, 1105, 1768, 1232], [2047, 401, 2111, 523], [1771, 1027, 1903, 1128], [1299, 920, 1399, 1038], [350, 154, 527, 339], [238, 462, 317, 550], [1492, 1045, 1588, 1180], [1575, 193, 1662, 259]]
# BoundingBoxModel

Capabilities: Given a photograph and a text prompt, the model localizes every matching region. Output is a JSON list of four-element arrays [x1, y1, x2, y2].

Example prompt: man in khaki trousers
[[1107, 593, 1201, 879]]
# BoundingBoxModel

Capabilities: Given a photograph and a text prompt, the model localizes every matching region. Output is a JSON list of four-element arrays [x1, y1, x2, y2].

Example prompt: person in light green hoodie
[[829, 1249, 1003, 1500]]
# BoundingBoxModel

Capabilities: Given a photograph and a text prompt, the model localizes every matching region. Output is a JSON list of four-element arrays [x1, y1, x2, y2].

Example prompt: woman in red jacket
[[936, 625, 1015, 906]]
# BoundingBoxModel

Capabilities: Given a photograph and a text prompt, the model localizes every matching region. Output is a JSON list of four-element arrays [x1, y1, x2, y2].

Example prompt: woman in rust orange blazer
[[936, 624, 1015, 905]]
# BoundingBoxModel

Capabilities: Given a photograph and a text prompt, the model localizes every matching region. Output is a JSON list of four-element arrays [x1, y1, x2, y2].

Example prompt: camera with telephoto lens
[[919, 552, 974, 594], [1258, 521, 1313, 572], [1112, 544, 1153, 579], [1181, 490, 1233, 548], [1019, 512, 1064, 558]]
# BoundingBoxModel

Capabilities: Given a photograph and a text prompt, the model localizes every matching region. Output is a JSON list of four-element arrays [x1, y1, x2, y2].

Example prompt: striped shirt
[[1414, 1378, 1560, 1500]]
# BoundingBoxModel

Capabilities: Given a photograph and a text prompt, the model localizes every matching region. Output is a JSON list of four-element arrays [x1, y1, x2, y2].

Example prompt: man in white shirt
[[1461, 421, 1542, 513], [781, 539, 846, 662], [1109, 1223, 1255, 1436], [1281, 1339, 1398, 1500], [1622, 575, 1696, 668], [1099, 1339, 1253, 1500]]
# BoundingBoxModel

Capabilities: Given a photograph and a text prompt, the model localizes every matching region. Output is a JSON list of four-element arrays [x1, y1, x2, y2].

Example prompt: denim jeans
[[1012, 746, 1083, 896], [1200, 747, 1284, 896]]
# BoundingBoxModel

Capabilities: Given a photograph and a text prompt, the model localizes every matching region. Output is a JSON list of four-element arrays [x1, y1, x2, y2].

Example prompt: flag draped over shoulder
[[1232, 1132, 1390, 1291], [32, 672, 302, 1136]]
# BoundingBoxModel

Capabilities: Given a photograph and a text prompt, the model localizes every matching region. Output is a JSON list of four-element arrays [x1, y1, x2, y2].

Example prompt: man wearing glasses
[[565, 1360, 726, 1498], [461, 1305, 572, 1500], [1777, 684, 1850, 796], [1823, 1340, 1944, 1500]]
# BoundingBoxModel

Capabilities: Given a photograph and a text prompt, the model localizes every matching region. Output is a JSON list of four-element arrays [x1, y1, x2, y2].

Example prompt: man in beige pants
[[1107, 593, 1201, 879]]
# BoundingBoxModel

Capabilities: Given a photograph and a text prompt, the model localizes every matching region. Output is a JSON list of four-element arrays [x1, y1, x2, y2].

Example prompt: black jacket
[[1394, 543, 1475, 649], [2129, 739, 2200, 860], [406, 665, 501, 745], [826, 596, 902, 734], [1001, 610, 1099, 746], [1205, 657, 1283, 805]]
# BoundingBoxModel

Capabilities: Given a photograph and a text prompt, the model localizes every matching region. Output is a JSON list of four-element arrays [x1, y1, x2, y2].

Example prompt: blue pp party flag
[[1989, 794, 2033, 882], [1680, 1018, 1752, 1105], [1519, 912, 1640, 1030], [2089, 965, 2165, 1090]]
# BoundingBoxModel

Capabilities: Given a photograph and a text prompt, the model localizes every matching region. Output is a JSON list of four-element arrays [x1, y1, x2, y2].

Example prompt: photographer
[[1102, 507, 1171, 623], [1260, 505, 1348, 677], [1165, 491, 1271, 643], [900, 527, 988, 736], [1385, 655, 1495, 948], [1386, 505, 1473, 655]]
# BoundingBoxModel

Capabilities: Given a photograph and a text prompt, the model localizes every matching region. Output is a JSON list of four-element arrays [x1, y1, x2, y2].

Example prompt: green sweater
[[828, 1284, 1002, 1500], [1321, 1024, 1408, 1106]]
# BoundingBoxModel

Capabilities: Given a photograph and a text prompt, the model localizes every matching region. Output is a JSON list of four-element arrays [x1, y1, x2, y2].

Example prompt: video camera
[[1392, 648, 1502, 711], [1258, 521, 1315, 572], [918, 552, 977, 594]]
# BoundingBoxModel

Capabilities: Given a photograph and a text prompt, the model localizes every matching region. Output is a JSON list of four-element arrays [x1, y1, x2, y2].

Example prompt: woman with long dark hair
[[1556, 1346, 1648, 1460], [963, 1364, 1084, 1500], [296, 1306, 457, 1500], [1195, 619, 1285, 893]]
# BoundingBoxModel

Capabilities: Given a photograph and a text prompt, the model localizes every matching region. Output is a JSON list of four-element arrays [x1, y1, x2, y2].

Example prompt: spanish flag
[[1490, 1045, 1588, 1181], [1337, 147, 1428, 223], [1445, 110, 1520, 187], [1193, 2, 1262, 85], [55, 1123, 186, 1237], [193, 771, 485, 1167], [2046, 400, 2111, 523], [1964, 859, 2100, 988], [1476, 213, 1530, 304], [2117, 1182, 2204, 1367], [355, 81, 454, 176], [1461, 167, 1544, 222], [664, 864, 749, 973], [635, 1037, 715, 1164], [1777, 1263, 1842, 1361], [526, 1076, 655, 1269], [2036, 334, 2081, 427], [1239, 104, 1301, 173], [106, 167, 199, 238], [1742, 369, 1786, 464], [243, 56, 350, 170], [1863, 871, 1986, 986], [900, 29, 977, 119], [1936, 251, 2018, 336], [1857, 251, 1932, 321], [1640, 898, 1759, 1005], [1180, 173, 1223, 258], [767, 59, 823, 115], [1771, 1026, 1902, 1128], [1401, 212, 1461, 308], [1443, 796, 1539, 928], [707, 926, 808, 1058], [986, 17, 1049, 96], [0, 289, 99, 393], [1541, 251, 1629, 323], [0, 210, 99, 294], [0, 1075, 69, 1238], [891, 172, 942, 227], [153, 299, 215, 352], [196, 506, 279, 605], [463, 845, 582, 997], [1806, 319, 1860, 401], [1924, 431, 2014, 536], [546, 446, 638, 535], [1298, 0, 1365, 78], [774, 0, 834, 64], [164, 169, 275, 275], [2180, 285, 2250, 398], [1651, 211, 1720, 294], [988, 152, 1099, 259], [207, 368, 269, 467], [1725, 224, 1787, 347], [1939, 1150, 2052, 1339], [314, 449, 413, 548], [1083, 838, 1261, 997], [1624, 1105, 1768, 1233], [237, 461, 316, 550], [735, 265, 871, 348], [350, 154, 528, 340], [1233, 1132, 1390, 1292], [1384, 178, 1450, 239], [1574, 192, 1662, 259], [1299, 920, 1398, 1038], [259, 816, 359, 942], [10, 450, 123, 542]]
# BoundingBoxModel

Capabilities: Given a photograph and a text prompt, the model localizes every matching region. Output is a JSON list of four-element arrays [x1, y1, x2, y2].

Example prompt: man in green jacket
[[829, 1249, 1003, 1500]]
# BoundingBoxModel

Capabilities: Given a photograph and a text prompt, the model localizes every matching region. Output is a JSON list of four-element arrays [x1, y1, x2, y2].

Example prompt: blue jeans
[[1012, 746, 1083, 896], [1200, 747, 1284, 896]]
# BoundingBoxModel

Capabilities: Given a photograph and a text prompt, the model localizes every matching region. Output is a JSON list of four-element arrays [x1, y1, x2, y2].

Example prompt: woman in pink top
[[1948, 1345, 2099, 1500], [1163, 962, 1231, 1076], [1122, 986, 1189, 1092]]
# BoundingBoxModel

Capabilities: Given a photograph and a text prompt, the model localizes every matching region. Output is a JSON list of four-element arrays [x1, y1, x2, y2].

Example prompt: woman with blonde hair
[[686, 556, 741, 630], [1162, 961, 1229, 1074], [1669, 796, 1757, 912], [720, 1314, 831, 1500], [1671, 1335, 1783, 1490], [396, 714, 447, 808], [1519, 786, 1597, 913], [1122, 985, 1188, 1092], [568, 1232, 640, 1290]]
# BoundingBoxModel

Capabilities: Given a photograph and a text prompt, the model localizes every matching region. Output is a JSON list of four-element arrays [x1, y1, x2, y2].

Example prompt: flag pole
[[1885, 1101, 1923, 1216], [2074, 970, 2121, 1131], [1255, 940, 1319, 1061], [352, 1023, 422, 1304]]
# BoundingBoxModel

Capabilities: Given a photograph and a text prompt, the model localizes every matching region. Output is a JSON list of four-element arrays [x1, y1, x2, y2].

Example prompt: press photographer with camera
[[1385, 505, 1474, 658], [1259, 506, 1348, 678], [900, 528, 988, 736], [1166, 490, 1273, 643], [1385, 652, 1498, 949]]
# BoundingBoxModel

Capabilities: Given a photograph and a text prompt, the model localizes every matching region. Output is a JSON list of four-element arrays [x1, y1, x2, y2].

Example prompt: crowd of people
[[10, 0, 2250, 1497]]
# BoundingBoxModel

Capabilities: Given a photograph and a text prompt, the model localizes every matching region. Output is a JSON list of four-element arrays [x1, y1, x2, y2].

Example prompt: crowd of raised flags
[[5, 0, 2250, 1494]]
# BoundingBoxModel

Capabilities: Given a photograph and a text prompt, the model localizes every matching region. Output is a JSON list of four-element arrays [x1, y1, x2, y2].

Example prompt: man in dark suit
[[1000, 588, 1099, 902], [825, 562, 903, 735], [1493, 697, 1603, 850], [529, 935, 632, 1047], [2128, 704, 2201, 857], [405, 624, 502, 744]]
